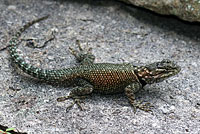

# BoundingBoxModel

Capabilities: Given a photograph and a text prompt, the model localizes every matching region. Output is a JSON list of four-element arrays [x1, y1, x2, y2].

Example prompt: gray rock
[[119, 0, 200, 22], [0, 0, 200, 133]]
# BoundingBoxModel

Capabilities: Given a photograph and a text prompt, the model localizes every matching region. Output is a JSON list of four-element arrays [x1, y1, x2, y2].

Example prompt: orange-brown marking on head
[[137, 68, 150, 78]]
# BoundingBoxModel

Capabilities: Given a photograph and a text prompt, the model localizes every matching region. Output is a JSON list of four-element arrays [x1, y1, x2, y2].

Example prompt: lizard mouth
[[164, 65, 181, 74], [152, 67, 181, 80]]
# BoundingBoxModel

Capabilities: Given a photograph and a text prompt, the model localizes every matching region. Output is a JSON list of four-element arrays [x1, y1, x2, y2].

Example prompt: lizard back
[[79, 63, 140, 94]]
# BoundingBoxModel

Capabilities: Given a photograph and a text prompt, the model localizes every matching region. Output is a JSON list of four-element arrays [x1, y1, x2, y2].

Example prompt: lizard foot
[[132, 101, 154, 112], [57, 95, 87, 111], [69, 40, 95, 64]]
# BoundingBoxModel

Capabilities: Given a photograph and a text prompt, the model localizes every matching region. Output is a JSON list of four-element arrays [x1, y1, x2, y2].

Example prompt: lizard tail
[[8, 15, 79, 82]]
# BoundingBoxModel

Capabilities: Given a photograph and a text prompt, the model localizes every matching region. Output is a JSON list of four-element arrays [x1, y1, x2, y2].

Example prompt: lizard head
[[135, 59, 181, 84]]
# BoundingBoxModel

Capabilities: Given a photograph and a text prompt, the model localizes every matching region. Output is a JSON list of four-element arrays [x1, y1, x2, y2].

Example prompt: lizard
[[7, 15, 181, 112]]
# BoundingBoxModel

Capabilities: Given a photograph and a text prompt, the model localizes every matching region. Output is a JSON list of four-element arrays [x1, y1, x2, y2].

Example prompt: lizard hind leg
[[69, 40, 95, 65], [57, 79, 94, 111], [125, 83, 153, 112]]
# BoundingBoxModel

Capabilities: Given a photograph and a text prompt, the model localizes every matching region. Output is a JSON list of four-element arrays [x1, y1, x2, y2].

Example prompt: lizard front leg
[[57, 79, 94, 110], [125, 83, 153, 112], [69, 40, 95, 65]]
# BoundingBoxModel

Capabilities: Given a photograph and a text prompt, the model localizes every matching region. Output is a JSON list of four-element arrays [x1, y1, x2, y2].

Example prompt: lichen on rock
[[119, 0, 200, 22]]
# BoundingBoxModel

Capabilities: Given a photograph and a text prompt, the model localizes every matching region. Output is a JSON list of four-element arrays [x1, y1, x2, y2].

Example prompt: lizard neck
[[134, 72, 147, 87], [133, 66, 147, 87]]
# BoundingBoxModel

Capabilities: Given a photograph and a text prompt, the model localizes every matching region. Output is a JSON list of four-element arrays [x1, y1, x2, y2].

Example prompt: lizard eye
[[157, 59, 175, 69]]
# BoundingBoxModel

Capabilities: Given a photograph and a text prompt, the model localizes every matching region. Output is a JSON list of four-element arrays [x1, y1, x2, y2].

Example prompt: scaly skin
[[8, 15, 181, 112]]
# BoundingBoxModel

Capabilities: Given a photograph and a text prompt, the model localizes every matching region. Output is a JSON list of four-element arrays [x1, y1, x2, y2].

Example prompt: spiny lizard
[[8, 15, 181, 112]]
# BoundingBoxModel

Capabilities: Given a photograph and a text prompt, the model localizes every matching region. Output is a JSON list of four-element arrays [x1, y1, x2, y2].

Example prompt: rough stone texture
[[119, 0, 200, 22], [0, 0, 200, 134]]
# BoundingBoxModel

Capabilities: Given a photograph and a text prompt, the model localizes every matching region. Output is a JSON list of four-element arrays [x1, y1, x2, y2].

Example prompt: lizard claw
[[132, 101, 154, 112], [65, 98, 84, 111], [57, 95, 86, 111], [137, 102, 154, 112], [69, 40, 92, 57], [69, 40, 95, 64], [57, 96, 69, 102]]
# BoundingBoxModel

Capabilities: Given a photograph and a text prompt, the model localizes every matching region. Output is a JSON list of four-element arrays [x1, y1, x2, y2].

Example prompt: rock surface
[[0, 0, 200, 133], [119, 0, 200, 22]]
